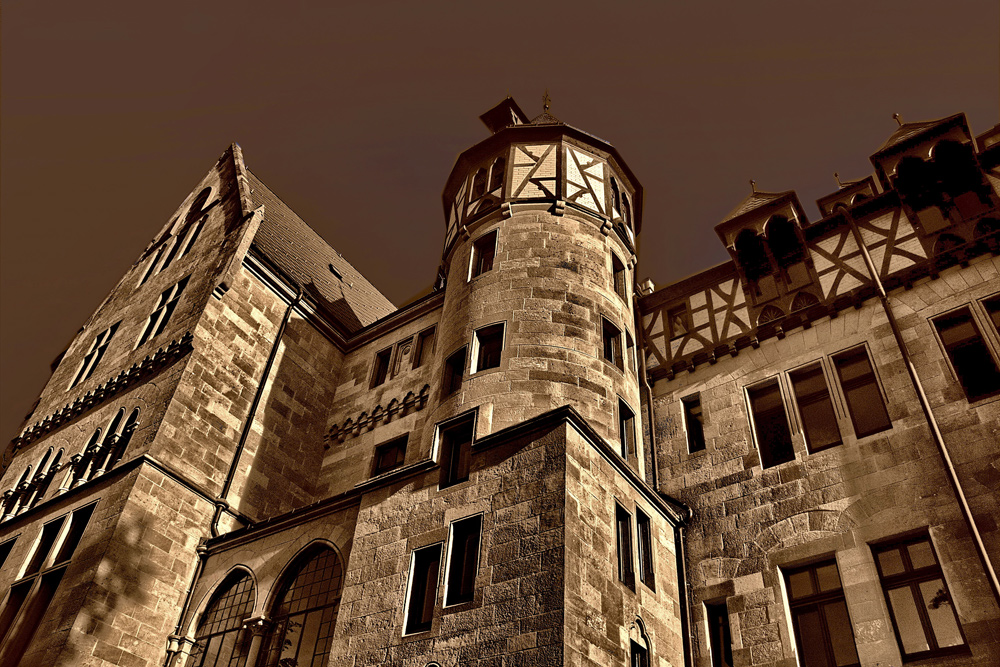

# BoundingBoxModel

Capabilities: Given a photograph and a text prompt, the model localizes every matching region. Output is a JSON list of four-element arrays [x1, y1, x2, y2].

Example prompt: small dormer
[[479, 97, 530, 135], [816, 175, 881, 218], [871, 113, 995, 235], [715, 187, 820, 325]]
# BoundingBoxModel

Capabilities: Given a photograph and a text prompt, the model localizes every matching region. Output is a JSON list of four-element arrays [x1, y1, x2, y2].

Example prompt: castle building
[[0, 98, 998, 667]]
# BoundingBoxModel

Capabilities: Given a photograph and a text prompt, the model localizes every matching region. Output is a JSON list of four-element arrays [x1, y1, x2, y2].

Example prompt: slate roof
[[248, 171, 396, 333], [874, 113, 965, 154], [528, 111, 564, 126], [721, 190, 792, 223]]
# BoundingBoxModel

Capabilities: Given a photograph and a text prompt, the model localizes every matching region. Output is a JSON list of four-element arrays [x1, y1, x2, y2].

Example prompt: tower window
[[706, 602, 734, 667], [873, 534, 967, 660], [405, 544, 442, 635], [445, 515, 482, 606], [371, 347, 392, 388], [602, 319, 623, 370], [372, 435, 408, 476], [470, 230, 498, 278], [747, 379, 794, 468], [472, 323, 504, 373], [831, 347, 892, 436], [784, 560, 860, 667], [442, 347, 467, 398], [413, 326, 436, 369], [789, 363, 841, 452], [136, 276, 189, 348], [682, 395, 706, 453], [438, 414, 474, 489], [636, 509, 655, 590], [626, 330, 636, 375], [615, 504, 635, 590], [612, 254, 628, 300], [69, 321, 120, 389], [618, 399, 636, 462], [932, 308, 1000, 402]]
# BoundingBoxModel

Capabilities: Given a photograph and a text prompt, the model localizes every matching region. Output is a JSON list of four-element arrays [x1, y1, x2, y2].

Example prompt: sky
[[2, 1, 997, 442]]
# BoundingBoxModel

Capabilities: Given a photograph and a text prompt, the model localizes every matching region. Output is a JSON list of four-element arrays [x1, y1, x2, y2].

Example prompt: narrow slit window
[[682, 395, 706, 453], [442, 347, 467, 398], [626, 331, 636, 375], [636, 510, 655, 590], [832, 347, 892, 436], [706, 602, 734, 667], [136, 276, 189, 348], [473, 324, 504, 373], [372, 435, 408, 476], [789, 364, 842, 453], [612, 254, 628, 300], [445, 515, 482, 606], [603, 318, 623, 369], [179, 217, 205, 258], [785, 560, 860, 667], [70, 322, 120, 389], [615, 504, 635, 590], [618, 399, 636, 462], [370, 347, 392, 388], [932, 308, 1000, 402], [139, 245, 167, 285], [413, 327, 436, 369], [438, 415, 474, 489], [405, 544, 442, 635], [747, 380, 795, 468], [470, 230, 498, 278]]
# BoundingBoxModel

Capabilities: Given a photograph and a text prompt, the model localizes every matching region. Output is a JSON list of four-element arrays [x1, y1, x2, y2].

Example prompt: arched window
[[90, 409, 126, 480], [894, 157, 936, 210], [73, 429, 102, 487], [471, 168, 487, 200], [139, 245, 167, 285], [622, 192, 632, 231], [106, 409, 140, 472], [260, 547, 344, 667], [932, 140, 981, 197], [734, 229, 772, 282], [190, 570, 256, 667], [489, 156, 505, 192], [610, 177, 622, 215], [27, 449, 62, 509], [766, 216, 804, 265]]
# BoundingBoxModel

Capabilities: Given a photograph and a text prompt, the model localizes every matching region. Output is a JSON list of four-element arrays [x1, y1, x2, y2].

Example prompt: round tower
[[428, 96, 646, 475]]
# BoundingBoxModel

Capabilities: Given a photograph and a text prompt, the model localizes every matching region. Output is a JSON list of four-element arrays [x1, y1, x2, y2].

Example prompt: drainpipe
[[210, 286, 302, 537], [837, 204, 1000, 608], [164, 543, 207, 667]]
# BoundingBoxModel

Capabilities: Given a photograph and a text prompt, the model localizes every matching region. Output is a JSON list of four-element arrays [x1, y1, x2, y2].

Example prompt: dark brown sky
[[2, 2, 997, 442]]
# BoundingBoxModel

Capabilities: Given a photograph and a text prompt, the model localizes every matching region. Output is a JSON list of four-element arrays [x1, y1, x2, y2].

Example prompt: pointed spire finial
[[834, 172, 843, 187], [542, 89, 551, 113], [750, 179, 757, 194], [892, 113, 903, 127]]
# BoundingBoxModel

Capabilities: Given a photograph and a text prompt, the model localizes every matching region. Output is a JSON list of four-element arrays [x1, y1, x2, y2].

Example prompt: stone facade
[[1, 99, 998, 667]]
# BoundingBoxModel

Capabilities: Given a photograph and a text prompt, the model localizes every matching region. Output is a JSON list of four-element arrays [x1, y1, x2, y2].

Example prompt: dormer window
[[734, 229, 771, 283]]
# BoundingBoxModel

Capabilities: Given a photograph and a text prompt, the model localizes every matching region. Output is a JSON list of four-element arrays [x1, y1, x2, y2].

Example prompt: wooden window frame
[[372, 435, 408, 476], [444, 515, 482, 607], [788, 362, 842, 453], [783, 559, 860, 667], [471, 323, 504, 374], [470, 230, 498, 279], [831, 345, 892, 437], [682, 394, 706, 454], [746, 378, 795, 468], [404, 543, 442, 635], [615, 503, 635, 590], [931, 306, 1000, 403], [636, 509, 655, 590], [437, 413, 475, 489]]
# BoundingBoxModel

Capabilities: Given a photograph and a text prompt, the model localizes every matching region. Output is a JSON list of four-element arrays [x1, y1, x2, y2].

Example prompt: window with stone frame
[[789, 362, 842, 453], [372, 434, 408, 476], [746, 379, 795, 468], [630, 640, 650, 667], [981, 294, 1000, 335], [784, 559, 860, 667], [69, 321, 120, 389], [667, 304, 689, 340], [831, 346, 892, 437], [189, 571, 255, 667], [931, 307, 1000, 402], [472, 323, 504, 373], [370, 346, 392, 388], [612, 253, 628, 301], [438, 414, 474, 489], [0, 538, 15, 571], [470, 230, 498, 279], [0, 503, 95, 666], [413, 326, 436, 369], [872, 534, 968, 661], [618, 399, 636, 464], [405, 543, 442, 635], [603, 318, 624, 370], [682, 394, 706, 453], [705, 601, 734, 667], [444, 514, 482, 606], [626, 330, 637, 375], [259, 547, 344, 667], [636, 509, 655, 590], [136, 276, 189, 348], [442, 347, 467, 398], [615, 503, 635, 590]]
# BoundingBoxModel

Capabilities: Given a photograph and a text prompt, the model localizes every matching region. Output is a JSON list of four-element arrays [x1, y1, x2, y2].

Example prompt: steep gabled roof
[[873, 113, 966, 155], [247, 171, 396, 333], [721, 190, 793, 223]]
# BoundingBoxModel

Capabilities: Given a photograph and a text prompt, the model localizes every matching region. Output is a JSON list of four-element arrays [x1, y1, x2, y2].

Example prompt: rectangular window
[[626, 331, 636, 375], [789, 363, 842, 452], [445, 515, 482, 606], [706, 602, 734, 667], [470, 230, 498, 278], [372, 435, 408, 476], [473, 323, 504, 373], [982, 294, 1000, 335], [413, 326, 436, 369], [682, 395, 706, 453], [370, 347, 392, 388], [603, 319, 623, 370], [404, 544, 442, 635], [747, 380, 795, 468], [668, 305, 689, 340], [69, 322, 120, 389], [832, 347, 892, 436], [932, 308, 1000, 402], [618, 399, 636, 462], [615, 504, 635, 590], [636, 509, 654, 589], [873, 534, 967, 661], [136, 276, 188, 348], [612, 254, 628, 301], [438, 415, 474, 489], [784, 560, 860, 667], [442, 347, 467, 398]]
